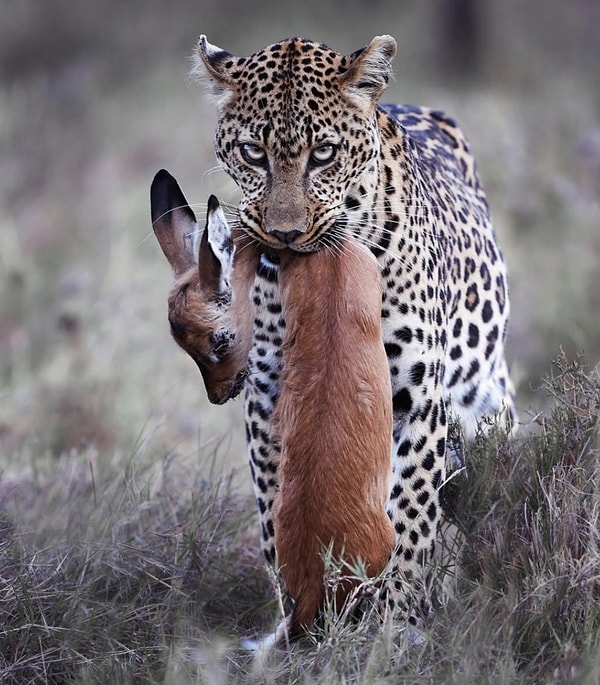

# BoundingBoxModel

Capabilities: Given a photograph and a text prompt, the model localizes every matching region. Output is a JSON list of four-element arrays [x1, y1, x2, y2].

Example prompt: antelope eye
[[311, 144, 336, 165], [210, 329, 233, 360], [240, 143, 267, 165]]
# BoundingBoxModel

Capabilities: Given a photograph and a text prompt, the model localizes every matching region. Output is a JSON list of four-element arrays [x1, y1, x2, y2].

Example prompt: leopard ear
[[339, 35, 397, 114], [192, 35, 240, 110]]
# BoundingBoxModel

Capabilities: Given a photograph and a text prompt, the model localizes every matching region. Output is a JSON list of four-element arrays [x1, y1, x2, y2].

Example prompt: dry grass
[[1, 1, 600, 683], [1, 355, 599, 683], [0, 450, 273, 684]]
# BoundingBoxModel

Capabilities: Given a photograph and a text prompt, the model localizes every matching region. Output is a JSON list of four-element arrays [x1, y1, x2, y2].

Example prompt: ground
[[0, 1, 599, 682]]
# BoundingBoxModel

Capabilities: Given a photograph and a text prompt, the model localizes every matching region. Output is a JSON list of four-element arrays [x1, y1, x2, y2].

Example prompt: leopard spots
[[194, 34, 515, 622]]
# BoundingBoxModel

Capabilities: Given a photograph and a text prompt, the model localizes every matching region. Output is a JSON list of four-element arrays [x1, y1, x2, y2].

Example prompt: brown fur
[[273, 243, 395, 637], [151, 172, 260, 404], [152, 173, 393, 640], [165, 232, 260, 404]]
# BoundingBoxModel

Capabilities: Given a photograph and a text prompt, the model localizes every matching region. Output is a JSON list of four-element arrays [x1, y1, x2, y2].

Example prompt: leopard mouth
[[241, 218, 345, 253], [249, 229, 315, 252], [294, 216, 348, 252], [236, 215, 323, 252]]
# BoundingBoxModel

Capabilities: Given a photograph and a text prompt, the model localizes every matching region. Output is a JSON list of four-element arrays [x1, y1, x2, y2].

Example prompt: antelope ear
[[197, 194, 234, 302], [192, 35, 241, 110], [151, 169, 198, 277], [339, 35, 397, 114]]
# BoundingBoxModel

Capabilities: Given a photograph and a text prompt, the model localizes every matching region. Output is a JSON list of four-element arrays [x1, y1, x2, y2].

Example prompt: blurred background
[[1, 0, 599, 478]]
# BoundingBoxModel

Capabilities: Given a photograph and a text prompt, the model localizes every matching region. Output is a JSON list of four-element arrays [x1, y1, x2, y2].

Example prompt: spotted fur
[[193, 35, 515, 618]]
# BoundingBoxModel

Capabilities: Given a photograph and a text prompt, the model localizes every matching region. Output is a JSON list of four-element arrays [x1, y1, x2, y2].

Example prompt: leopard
[[191, 33, 515, 621]]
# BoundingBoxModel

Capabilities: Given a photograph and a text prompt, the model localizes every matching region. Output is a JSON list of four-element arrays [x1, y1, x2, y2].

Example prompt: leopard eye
[[310, 144, 336, 165], [240, 143, 267, 166]]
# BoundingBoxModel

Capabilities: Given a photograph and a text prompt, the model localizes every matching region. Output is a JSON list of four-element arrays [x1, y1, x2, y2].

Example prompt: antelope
[[151, 169, 394, 642], [151, 169, 260, 405], [272, 244, 395, 639]]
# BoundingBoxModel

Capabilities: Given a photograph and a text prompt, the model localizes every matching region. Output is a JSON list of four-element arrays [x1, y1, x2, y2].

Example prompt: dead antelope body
[[272, 245, 394, 638], [151, 169, 394, 641]]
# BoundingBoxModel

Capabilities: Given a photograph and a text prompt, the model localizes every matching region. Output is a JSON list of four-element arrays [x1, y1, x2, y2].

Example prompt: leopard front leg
[[244, 378, 280, 565], [381, 328, 448, 621], [244, 262, 284, 565]]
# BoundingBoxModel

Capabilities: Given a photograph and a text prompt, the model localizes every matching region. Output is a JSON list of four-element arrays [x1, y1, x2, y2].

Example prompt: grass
[[1, 1, 600, 682], [0, 450, 273, 683], [1, 354, 599, 684]]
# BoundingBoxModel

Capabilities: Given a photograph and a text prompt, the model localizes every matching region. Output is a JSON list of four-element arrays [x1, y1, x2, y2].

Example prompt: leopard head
[[193, 35, 396, 251]]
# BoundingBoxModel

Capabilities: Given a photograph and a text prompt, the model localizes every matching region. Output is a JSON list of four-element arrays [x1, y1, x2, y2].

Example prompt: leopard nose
[[268, 228, 303, 245]]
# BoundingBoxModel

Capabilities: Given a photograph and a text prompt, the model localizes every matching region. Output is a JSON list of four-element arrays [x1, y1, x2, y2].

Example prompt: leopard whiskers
[[320, 231, 348, 258], [233, 234, 261, 258], [201, 165, 227, 179], [353, 228, 440, 269]]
